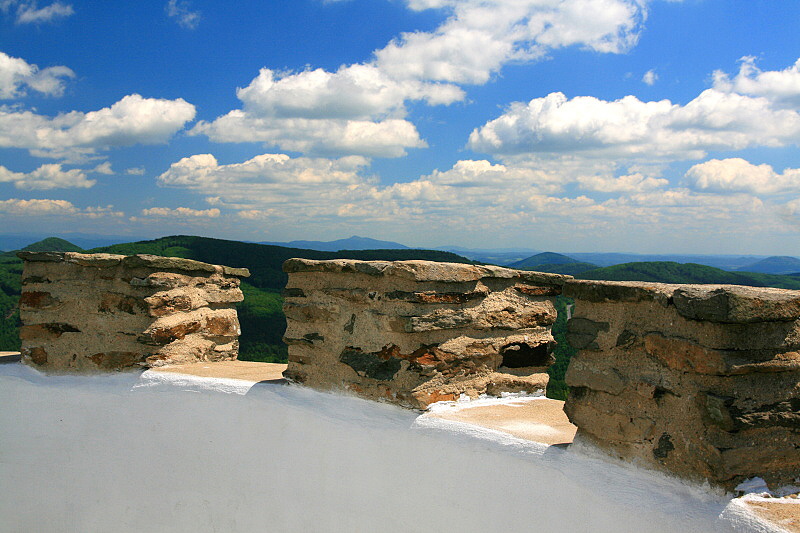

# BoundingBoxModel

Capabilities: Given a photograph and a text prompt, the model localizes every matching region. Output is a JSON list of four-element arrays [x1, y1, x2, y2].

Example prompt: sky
[[1, 0, 799, 254]]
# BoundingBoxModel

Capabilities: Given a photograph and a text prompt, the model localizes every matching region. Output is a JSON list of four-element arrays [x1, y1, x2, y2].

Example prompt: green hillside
[[519, 262, 598, 276], [577, 261, 800, 289], [511, 251, 580, 269], [21, 237, 84, 253], [89, 235, 474, 362], [91, 235, 471, 291]]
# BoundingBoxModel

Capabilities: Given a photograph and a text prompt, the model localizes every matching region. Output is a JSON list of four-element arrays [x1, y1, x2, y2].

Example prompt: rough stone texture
[[17, 252, 249, 372], [562, 279, 800, 491], [282, 258, 567, 409]]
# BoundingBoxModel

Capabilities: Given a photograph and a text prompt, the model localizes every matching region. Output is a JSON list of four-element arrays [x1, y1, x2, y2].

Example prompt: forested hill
[[91, 235, 473, 291], [576, 261, 800, 290]]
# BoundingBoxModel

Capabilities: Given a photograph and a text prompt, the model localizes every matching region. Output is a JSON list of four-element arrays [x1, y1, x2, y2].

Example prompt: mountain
[[566, 253, 769, 270], [436, 246, 541, 266], [259, 235, 409, 252], [0, 233, 143, 252], [735, 256, 800, 275], [511, 252, 580, 269], [577, 261, 800, 289], [20, 237, 84, 253]]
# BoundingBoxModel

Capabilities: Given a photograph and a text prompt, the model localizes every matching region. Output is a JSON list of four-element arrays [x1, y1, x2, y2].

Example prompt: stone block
[[17, 252, 248, 372], [282, 259, 565, 408]]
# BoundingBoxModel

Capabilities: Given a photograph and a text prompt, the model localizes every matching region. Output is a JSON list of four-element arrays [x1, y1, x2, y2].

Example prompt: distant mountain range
[[259, 235, 409, 252], [0, 233, 143, 252], [733, 256, 800, 275]]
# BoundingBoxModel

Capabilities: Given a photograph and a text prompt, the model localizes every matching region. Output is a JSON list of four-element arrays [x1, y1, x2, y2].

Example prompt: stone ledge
[[18, 252, 250, 278], [564, 279, 800, 323], [283, 258, 570, 286]]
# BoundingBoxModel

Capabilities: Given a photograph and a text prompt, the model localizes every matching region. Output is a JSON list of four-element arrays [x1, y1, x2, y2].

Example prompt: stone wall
[[562, 280, 800, 491], [18, 252, 249, 371], [282, 258, 568, 409], [282, 258, 800, 491]]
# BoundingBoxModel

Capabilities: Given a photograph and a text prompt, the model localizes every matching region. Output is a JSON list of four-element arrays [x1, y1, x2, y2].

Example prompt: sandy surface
[[149, 361, 288, 383], [744, 499, 800, 532], [0, 352, 21, 363], [428, 397, 577, 446]]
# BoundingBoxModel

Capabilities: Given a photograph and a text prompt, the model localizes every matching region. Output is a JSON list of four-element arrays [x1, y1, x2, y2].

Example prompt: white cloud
[[577, 172, 667, 192], [1, 1, 73, 24], [166, 0, 200, 29], [197, 0, 651, 158], [141, 206, 220, 218], [0, 163, 95, 189], [0, 51, 75, 99], [0, 197, 77, 214], [126, 167, 146, 176], [376, 0, 645, 84], [0, 198, 122, 218], [158, 153, 368, 198], [0, 94, 196, 159], [155, 151, 792, 251], [92, 161, 114, 175], [469, 58, 800, 163], [713, 56, 800, 109], [237, 65, 463, 120], [642, 69, 657, 86], [192, 112, 425, 158], [685, 158, 800, 195], [193, 64, 458, 157]]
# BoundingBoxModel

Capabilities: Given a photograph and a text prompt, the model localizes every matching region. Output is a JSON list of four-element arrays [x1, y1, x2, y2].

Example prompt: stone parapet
[[562, 280, 800, 491], [282, 258, 569, 408], [17, 252, 249, 372]]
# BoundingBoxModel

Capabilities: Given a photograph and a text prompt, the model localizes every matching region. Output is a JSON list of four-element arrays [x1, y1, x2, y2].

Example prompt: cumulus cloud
[[642, 69, 657, 86], [0, 163, 95, 189], [192, 112, 425, 158], [377, 0, 645, 84], [0, 198, 122, 219], [157, 153, 369, 205], [141, 206, 220, 218], [126, 167, 145, 176], [155, 151, 787, 250], [1, 0, 73, 24], [469, 58, 800, 162], [236, 66, 463, 120], [197, 0, 651, 157], [713, 56, 800, 109], [0, 51, 75, 99], [0, 93, 196, 159], [192, 64, 454, 157], [686, 158, 800, 195], [165, 0, 200, 29]]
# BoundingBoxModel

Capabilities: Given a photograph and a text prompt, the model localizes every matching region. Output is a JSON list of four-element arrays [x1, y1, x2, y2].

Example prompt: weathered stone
[[340, 346, 403, 381], [99, 293, 148, 315], [17, 252, 245, 371], [19, 323, 80, 341], [17, 251, 65, 262], [283, 258, 562, 408], [673, 285, 800, 323], [19, 291, 60, 310], [88, 351, 142, 369], [565, 318, 609, 350], [563, 279, 671, 304]]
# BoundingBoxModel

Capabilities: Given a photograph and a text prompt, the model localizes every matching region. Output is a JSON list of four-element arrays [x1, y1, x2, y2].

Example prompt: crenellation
[[283, 259, 800, 491], [282, 258, 565, 409], [17, 251, 249, 372]]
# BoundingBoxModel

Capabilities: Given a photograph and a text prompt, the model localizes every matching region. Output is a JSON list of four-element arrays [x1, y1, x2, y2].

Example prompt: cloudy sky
[[1, 0, 799, 253]]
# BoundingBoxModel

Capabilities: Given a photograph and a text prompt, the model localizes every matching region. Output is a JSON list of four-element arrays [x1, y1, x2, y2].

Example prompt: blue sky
[[1, 0, 799, 254]]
